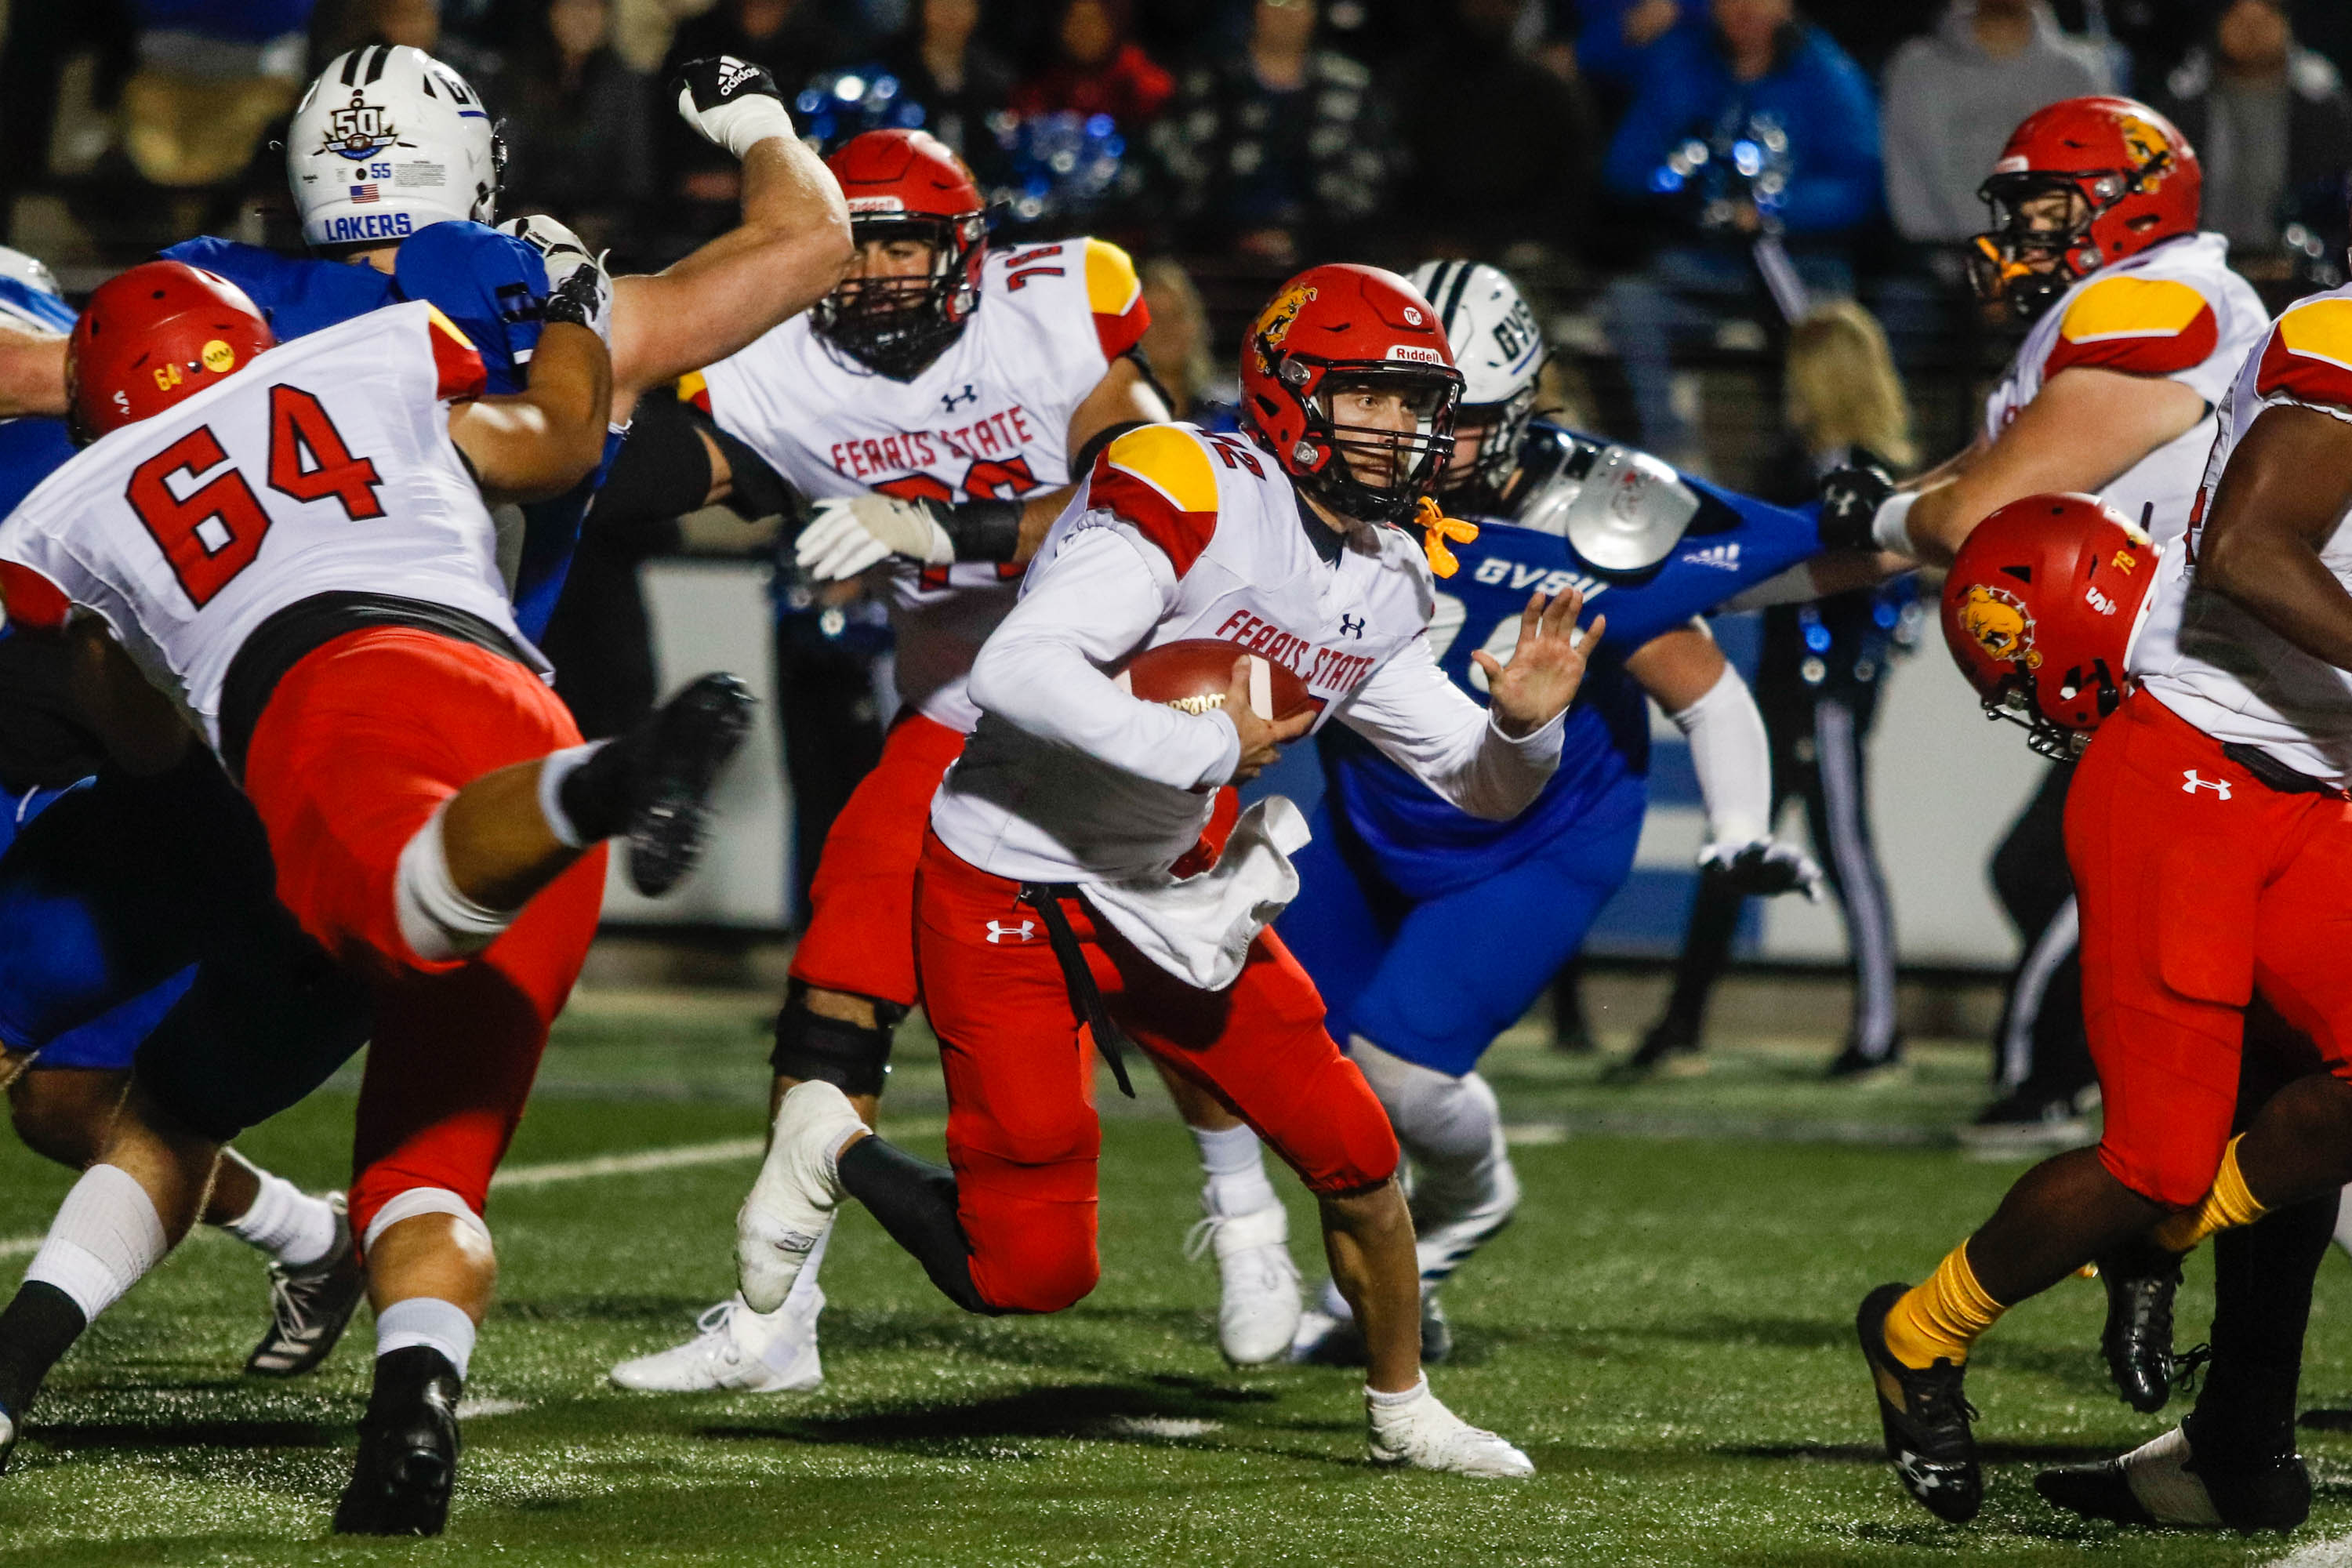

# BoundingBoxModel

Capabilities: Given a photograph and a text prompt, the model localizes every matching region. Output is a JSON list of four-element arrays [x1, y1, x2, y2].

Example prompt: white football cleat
[[737, 1081, 864, 1312], [609, 1290, 825, 1394], [1185, 1202, 1302, 1366], [1367, 1381, 1534, 1479]]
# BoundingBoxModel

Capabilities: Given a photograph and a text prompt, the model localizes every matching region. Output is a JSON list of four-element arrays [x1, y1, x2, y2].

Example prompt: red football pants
[[2067, 688, 2352, 1207], [241, 628, 606, 1244], [788, 712, 967, 1007], [913, 828, 1399, 1314]]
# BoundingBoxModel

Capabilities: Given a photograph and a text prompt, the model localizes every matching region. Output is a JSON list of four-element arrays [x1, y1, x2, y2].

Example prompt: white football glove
[[672, 56, 796, 160], [797, 494, 956, 582], [499, 215, 613, 347], [1698, 838, 1826, 902]]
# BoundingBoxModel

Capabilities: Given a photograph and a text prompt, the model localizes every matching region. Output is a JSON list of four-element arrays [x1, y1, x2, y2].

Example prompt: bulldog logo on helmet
[[1958, 583, 2042, 670], [2116, 113, 2173, 187], [1252, 282, 1317, 374]]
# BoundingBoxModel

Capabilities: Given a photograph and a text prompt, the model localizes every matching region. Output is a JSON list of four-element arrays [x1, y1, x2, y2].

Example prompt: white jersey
[[0, 302, 525, 748], [2132, 285, 2352, 782], [931, 423, 1565, 903], [1984, 231, 2266, 542], [689, 238, 1149, 732]]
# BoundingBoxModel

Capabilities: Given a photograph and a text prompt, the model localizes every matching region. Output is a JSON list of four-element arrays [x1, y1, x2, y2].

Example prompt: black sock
[[837, 1136, 998, 1315], [0, 1282, 89, 1415], [555, 735, 640, 845], [2186, 1191, 2338, 1462]]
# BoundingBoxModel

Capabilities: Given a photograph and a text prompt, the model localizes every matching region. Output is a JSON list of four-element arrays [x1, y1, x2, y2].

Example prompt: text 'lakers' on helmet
[[1408, 260, 1548, 508], [288, 45, 505, 251], [68, 262, 274, 443], [814, 129, 989, 381], [1971, 96, 2201, 321], [1240, 263, 1464, 528], [1940, 492, 2155, 757]]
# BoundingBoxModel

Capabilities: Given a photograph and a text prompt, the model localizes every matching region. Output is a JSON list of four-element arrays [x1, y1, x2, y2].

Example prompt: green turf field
[[1, 988, 2344, 1566]]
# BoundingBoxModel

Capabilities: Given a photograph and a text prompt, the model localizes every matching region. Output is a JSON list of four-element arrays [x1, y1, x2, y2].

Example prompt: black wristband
[[937, 498, 1024, 563]]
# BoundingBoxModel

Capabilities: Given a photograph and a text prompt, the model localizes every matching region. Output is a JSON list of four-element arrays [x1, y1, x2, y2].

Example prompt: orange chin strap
[[1414, 495, 1479, 579]]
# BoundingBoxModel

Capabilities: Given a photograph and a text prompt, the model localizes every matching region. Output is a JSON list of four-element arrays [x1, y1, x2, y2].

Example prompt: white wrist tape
[[394, 804, 517, 964], [1870, 491, 1921, 559], [680, 91, 796, 161]]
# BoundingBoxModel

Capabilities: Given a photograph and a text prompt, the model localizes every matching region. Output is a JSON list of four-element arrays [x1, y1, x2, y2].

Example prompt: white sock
[[535, 741, 608, 849], [1365, 1374, 1430, 1410], [219, 1167, 339, 1269], [1192, 1122, 1277, 1217], [24, 1164, 170, 1321], [376, 1295, 478, 1381]]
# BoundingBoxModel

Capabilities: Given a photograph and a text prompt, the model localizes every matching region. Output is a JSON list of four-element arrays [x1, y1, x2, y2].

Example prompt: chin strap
[[1414, 496, 1479, 579]]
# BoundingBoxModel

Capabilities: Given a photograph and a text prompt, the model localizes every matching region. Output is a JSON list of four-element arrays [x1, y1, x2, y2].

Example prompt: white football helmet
[[288, 45, 503, 250], [1409, 260, 1548, 500], [0, 246, 71, 333]]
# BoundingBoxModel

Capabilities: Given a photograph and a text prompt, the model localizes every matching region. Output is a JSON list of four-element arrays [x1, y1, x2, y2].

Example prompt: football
[[1112, 637, 1316, 722]]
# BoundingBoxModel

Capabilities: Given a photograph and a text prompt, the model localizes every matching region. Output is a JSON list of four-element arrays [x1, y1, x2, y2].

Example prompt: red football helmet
[[1971, 96, 2202, 321], [1942, 493, 2156, 757], [1240, 264, 1464, 527], [813, 129, 989, 379], [69, 261, 274, 444]]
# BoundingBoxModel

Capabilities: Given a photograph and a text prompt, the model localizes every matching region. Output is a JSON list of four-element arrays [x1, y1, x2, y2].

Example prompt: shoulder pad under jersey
[[1508, 424, 1700, 575]]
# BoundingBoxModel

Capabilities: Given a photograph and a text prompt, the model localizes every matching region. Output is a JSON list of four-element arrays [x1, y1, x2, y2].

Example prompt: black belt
[[1017, 883, 1138, 1099], [217, 591, 531, 782], [2221, 742, 2351, 800]]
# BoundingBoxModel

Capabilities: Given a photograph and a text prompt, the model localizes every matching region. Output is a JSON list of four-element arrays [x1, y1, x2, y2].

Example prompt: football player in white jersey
[[599, 128, 1177, 1394], [728, 263, 1599, 1477], [0, 261, 753, 1534], [1820, 94, 2268, 1417], [1860, 282, 2352, 1530]]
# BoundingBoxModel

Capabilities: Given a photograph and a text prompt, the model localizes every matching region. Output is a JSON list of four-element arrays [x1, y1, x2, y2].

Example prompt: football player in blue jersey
[[1273, 261, 1839, 1363], [0, 249, 370, 1378]]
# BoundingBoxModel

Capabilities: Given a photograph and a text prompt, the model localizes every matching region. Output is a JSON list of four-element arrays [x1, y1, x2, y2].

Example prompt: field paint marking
[[2275, 1536, 2352, 1567], [0, 1122, 957, 1261]]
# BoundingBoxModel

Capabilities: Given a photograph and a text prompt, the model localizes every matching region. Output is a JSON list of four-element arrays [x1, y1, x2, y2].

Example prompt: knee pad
[[770, 984, 901, 1097], [1350, 1035, 1506, 1170], [394, 805, 514, 964], [359, 1185, 492, 1254]]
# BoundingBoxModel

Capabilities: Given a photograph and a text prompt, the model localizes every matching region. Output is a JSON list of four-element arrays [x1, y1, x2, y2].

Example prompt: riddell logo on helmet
[[848, 196, 906, 212], [1385, 345, 1443, 365], [1958, 584, 2041, 668]]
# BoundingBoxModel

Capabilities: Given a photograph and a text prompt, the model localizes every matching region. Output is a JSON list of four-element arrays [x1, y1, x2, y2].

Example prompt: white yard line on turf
[[2276, 1537, 2352, 1567]]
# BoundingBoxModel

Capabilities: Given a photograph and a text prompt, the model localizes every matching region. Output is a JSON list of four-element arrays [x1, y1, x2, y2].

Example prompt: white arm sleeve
[[1333, 637, 1564, 819], [966, 524, 1241, 790], [1668, 662, 1773, 847]]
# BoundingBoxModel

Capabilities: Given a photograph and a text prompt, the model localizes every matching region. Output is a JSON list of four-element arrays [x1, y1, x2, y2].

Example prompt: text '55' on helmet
[[1972, 96, 2201, 321], [289, 45, 504, 252], [813, 129, 989, 380], [1241, 263, 1465, 528], [1942, 492, 2155, 758], [69, 261, 274, 443], [1409, 260, 1547, 505]]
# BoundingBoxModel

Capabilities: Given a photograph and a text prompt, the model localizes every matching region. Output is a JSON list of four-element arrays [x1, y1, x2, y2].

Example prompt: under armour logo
[[1338, 614, 1366, 639], [941, 384, 978, 412], [2182, 771, 2232, 799], [985, 920, 1038, 944]]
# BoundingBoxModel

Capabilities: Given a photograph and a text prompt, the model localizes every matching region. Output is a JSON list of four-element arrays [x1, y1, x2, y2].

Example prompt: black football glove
[[672, 56, 795, 159], [1818, 459, 1896, 553], [1699, 839, 1826, 902]]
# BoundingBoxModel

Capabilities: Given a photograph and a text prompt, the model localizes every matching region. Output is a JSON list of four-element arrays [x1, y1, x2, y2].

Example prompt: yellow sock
[[1882, 1243, 2005, 1369], [2151, 1135, 2268, 1254]]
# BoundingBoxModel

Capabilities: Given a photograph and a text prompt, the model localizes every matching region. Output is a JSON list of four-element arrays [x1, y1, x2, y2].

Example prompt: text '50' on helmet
[[1942, 492, 2155, 758], [1409, 260, 1548, 506], [1241, 264, 1465, 528], [69, 262, 274, 443], [1972, 96, 2201, 321], [813, 129, 989, 381], [289, 45, 504, 252]]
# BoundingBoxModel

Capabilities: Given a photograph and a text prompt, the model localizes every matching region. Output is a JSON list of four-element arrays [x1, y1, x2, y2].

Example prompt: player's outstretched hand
[[672, 56, 796, 160], [1700, 839, 1827, 902], [1223, 656, 1314, 783], [500, 216, 612, 347], [797, 494, 955, 581], [1476, 586, 1600, 738]]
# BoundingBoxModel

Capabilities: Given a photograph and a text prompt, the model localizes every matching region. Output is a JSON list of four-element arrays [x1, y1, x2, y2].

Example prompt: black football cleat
[[2096, 1236, 2183, 1414], [1857, 1282, 1982, 1523], [619, 673, 756, 898], [333, 1346, 463, 1537], [246, 1194, 366, 1377], [2034, 1426, 2310, 1532]]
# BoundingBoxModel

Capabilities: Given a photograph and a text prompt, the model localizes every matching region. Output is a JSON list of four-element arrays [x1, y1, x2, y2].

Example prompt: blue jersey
[[162, 224, 609, 641], [1319, 423, 1827, 894]]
